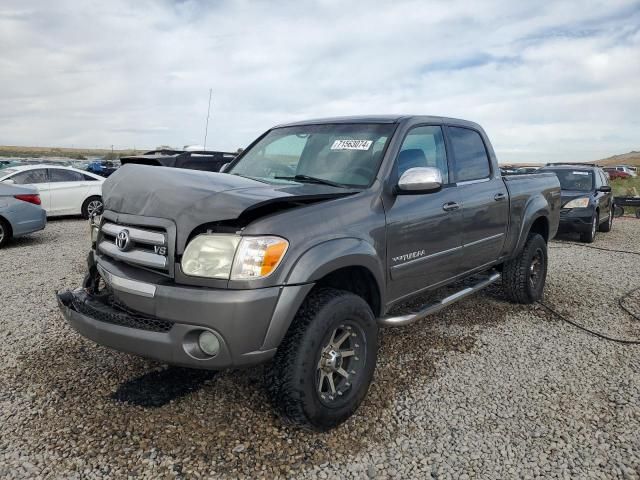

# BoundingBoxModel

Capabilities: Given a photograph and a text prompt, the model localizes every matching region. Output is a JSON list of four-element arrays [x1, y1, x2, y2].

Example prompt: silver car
[[0, 182, 47, 247]]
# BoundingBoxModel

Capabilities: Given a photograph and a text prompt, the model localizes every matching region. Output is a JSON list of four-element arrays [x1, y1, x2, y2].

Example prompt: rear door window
[[448, 127, 491, 182], [9, 169, 48, 184]]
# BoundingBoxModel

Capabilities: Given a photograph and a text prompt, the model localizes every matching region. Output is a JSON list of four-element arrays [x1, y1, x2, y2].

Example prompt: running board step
[[378, 271, 501, 327]]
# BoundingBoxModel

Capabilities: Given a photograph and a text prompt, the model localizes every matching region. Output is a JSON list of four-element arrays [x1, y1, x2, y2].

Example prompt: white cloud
[[0, 0, 638, 162]]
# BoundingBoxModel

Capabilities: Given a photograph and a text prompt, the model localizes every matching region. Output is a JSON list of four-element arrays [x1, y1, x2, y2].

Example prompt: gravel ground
[[1, 217, 639, 479]]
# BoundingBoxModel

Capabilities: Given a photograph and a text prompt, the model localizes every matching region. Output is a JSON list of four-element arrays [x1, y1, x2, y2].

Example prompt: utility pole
[[203, 88, 212, 150]]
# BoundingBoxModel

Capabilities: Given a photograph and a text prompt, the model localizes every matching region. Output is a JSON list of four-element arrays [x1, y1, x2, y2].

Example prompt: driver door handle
[[442, 201, 460, 212], [494, 193, 506, 201]]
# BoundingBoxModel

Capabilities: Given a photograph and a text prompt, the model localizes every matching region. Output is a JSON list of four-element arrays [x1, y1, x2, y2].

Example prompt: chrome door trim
[[390, 244, 463, 277], [463, 232, 505, 247], [456, 177, 491, 186]]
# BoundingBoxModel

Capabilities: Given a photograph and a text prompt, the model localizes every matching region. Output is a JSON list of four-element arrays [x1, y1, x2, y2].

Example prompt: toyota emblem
[[115, 229, 131, 251]]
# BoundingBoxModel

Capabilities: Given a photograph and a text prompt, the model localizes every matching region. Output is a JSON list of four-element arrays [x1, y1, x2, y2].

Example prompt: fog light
[[198, 331, 220, 357]]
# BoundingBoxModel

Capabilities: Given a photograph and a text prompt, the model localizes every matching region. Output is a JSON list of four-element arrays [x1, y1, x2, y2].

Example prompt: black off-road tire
[[502, 233, 548, 304], [0, 218, 11, 248], [580, 212, 598, 243], [266, 288, 378, 431], [599, 207, 613, 232], [81, 196, 103, 219]]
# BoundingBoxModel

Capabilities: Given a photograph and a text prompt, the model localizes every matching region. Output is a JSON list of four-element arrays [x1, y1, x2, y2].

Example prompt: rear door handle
[[494, 193, 506, 201], [442, 202, 460, 212]]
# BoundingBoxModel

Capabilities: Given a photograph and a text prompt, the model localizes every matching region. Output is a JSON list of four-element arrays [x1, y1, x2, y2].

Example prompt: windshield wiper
[[274, 174, 347, 188]]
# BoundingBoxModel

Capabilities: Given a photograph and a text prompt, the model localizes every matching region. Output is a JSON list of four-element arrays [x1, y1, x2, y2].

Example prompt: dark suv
[[539, 164, 613, 242]]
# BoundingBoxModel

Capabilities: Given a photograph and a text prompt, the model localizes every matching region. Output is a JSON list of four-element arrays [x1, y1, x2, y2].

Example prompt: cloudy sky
[[1, 0, 639, 163]]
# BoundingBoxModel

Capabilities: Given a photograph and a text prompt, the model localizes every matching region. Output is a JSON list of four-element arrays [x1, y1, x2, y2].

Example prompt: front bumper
[[57, 260, 313, 369], [558, 208, 594, 233]]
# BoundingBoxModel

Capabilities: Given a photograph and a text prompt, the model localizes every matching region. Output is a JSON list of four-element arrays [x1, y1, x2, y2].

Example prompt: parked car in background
[[0, 165, 104, 218], [120, 149, 236, 172], [58, 115, 560, 430], [603, 167, 631, 180], [87, 160, 119, 177], [516, 166, 540, 174], [0, 160, 24, 170], [0, 182, 46, 248], [539, 164, 613, 243], [614, 165, 637, 177]]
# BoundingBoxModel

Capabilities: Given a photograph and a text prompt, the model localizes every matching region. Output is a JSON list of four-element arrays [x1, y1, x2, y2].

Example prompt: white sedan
[[0, 165, 105, 218]]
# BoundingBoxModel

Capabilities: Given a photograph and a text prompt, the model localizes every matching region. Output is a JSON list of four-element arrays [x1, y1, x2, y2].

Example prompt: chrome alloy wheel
[[529, 248, 544, 290], [0, 222, 5, 244], [591, 215, 597, 239], [316, 323, 365, 405], [87, 199, 103, 217]]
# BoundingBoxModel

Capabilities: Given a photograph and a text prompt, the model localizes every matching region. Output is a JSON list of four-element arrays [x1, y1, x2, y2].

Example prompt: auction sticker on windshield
[[331, 140, 373, 150]]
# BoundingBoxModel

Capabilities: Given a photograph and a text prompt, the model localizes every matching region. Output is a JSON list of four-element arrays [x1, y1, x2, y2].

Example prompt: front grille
[[71, 294, 174, 333], [98, 221, 170, 274]]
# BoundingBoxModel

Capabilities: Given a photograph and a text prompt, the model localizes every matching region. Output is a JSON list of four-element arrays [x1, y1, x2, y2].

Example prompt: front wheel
[[502, 233, 548, 304], [580, 212, 598, 243], [266, 288, 378, 431]]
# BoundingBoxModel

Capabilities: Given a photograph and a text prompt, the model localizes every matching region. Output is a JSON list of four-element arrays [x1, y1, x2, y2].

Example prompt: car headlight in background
[[181, 234, 288, 280], [563, 197, 590, 209]]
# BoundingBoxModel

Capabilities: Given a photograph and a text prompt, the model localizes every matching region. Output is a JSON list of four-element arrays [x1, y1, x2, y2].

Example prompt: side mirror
[[219, 163, 230, 173], [2, 179, 15, 184], [598, 185, 612, 193], [396, 167, 443, 194]]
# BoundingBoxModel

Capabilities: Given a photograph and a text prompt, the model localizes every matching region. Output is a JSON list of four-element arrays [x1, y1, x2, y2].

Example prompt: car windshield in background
[[545, 169, 594, 192], [0, 168, 19, 178], [228, 123, 395, 188]]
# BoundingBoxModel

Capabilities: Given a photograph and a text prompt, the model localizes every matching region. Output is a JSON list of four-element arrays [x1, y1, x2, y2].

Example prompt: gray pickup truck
[[58, 115, 560, 430]]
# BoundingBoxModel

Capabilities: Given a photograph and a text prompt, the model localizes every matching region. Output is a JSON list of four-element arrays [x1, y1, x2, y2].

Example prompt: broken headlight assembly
[[89, 214, 102, 244], [563, 197, 590, 209], [181, 234, 288, 280]]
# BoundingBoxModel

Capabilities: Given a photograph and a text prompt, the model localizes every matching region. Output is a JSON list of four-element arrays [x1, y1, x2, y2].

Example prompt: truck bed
[[501, 172, 561, 257]]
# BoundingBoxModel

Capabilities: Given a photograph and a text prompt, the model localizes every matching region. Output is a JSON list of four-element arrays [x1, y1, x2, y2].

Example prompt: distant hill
[[0, 145, 143, 160], [590, 151, 640, 167]]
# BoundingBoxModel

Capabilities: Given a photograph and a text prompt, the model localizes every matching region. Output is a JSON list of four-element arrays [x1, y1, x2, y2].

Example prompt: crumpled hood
[[103, 164, 354, 251]]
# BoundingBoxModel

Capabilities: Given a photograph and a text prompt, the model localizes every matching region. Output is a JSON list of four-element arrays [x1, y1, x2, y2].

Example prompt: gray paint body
[[0, 183, 47, 238], [58, 115, 560, 369]]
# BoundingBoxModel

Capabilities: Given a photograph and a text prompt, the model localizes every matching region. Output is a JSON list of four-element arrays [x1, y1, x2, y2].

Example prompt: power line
[[203, 88, 212, 150]]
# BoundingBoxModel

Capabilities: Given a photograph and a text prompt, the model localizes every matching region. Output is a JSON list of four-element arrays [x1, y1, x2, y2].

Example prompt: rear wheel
[[599, 207, 613, 232], [266, 288, 378, 431], [502, 233, 548, 304], [580, 212, 598, 243], [81, 196, 103, 219], [0, 218, 11, 248]]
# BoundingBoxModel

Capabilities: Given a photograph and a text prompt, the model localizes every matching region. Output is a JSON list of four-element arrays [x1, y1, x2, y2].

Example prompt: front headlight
[[181, 234, 288, 280], [181, 234, 240, 278], [564, 197, 590, 209], [89, 215, 101, 243]]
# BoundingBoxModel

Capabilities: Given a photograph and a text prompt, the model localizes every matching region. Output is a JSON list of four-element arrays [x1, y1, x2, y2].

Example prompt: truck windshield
[[228, 123, 395, 188], [545, 169, 593, 192]]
